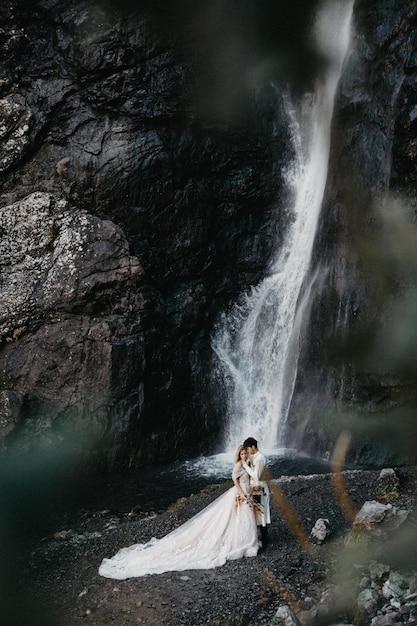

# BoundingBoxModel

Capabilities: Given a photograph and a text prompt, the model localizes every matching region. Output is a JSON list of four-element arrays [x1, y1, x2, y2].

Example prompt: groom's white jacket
[[244, 451, 266, 486]]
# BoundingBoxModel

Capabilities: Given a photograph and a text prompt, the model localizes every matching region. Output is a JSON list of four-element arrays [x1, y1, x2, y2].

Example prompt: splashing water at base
[[212, 0, 355, 453]]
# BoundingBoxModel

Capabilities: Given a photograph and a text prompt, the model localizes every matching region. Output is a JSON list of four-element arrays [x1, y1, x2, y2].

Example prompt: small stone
[[271, 604, 299, 626], [382, 579, 405, 600], [359, 576, 371, 590], [355, 501, 393, 525], [370, 562, 390, 581], [310, 518, 331, 544], [389, 571, 410, 590], [379, 469, 397, 480], [390, 598, 401, 610], [357, 588, 380, 615], [371, 613, 402, 626]]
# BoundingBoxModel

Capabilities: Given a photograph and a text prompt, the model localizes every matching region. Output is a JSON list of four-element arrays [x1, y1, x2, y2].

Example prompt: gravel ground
[[9, 467, 417, 626]]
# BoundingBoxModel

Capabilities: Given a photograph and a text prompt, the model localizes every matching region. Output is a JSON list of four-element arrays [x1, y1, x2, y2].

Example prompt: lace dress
[[99, 462, 259, 579]]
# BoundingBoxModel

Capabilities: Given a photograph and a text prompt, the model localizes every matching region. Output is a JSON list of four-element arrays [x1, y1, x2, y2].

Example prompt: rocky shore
[[11, 467, 417, 626]]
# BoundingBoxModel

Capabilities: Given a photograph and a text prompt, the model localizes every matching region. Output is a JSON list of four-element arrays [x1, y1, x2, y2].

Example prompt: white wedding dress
[[99, 463, 259, 579]]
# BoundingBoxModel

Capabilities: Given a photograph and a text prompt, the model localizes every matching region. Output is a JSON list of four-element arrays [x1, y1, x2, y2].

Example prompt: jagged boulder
[[0, 192, 144, 467]]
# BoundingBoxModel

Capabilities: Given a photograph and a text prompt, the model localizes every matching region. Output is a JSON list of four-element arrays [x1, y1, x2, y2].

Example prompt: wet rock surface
[[11, 467, 417, 626], [0, 0, 288, 466], [0, 191, 144, 466], [0, 0, 416, 470], [287, 0, 417, 465]]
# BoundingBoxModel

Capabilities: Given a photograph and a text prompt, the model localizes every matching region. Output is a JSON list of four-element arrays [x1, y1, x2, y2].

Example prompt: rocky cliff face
[[287, 0, 417, 465], [0, 0, 416, 470], [0, 0, 292, 468]]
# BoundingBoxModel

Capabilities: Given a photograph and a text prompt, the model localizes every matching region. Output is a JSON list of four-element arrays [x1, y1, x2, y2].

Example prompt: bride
[[99, 446, 259, 579]]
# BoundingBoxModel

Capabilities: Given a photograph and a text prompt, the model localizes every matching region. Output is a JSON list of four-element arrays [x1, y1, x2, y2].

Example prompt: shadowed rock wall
[[0, 0, 291, 468], [286, 0, 417, 466]]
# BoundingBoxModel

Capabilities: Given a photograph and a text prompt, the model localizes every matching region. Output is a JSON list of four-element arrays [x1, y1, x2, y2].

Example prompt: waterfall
[[212, 0, 354, 452]]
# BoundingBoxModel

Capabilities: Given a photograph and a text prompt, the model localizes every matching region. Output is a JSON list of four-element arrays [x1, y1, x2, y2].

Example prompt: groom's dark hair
[[243, 437, 257, 448]]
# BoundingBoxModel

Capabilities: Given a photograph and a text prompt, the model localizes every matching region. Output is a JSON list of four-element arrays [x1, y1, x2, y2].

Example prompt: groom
[[242, 437, 271, 548]]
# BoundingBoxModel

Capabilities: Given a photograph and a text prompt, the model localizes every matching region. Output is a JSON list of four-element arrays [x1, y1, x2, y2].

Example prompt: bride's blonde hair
[[234, 445, 246, 463]]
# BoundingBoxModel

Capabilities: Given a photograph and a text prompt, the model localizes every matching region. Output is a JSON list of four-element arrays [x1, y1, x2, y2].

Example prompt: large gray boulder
[[0, 192, 144, 467]]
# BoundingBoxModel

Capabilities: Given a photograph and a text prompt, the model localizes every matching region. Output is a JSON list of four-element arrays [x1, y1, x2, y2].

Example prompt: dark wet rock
[[0, 0, 416, 470], [0, 0, 288, 468], [0, 191, 144, 466], [310, 518, 331, 544], [287, 0, 417, 467], [0, 94, 33, 172]]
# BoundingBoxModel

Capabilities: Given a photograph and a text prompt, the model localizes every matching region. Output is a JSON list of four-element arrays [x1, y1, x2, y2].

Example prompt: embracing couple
[[99, 436, 271, 580], [240, 437, 271, 549]]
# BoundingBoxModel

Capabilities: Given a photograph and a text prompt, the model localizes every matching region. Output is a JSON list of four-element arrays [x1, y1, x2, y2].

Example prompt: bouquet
[[235, 492, 264, 515], [249, 485, 265, 497]]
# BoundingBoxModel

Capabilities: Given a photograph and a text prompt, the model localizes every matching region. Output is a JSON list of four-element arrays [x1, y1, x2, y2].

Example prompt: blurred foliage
[[0, 432, 95, 625], [319, 407, 417, 465], [337, 189, 417, 363], [272, 184, 417, 622], [317, 188, 417, 465]]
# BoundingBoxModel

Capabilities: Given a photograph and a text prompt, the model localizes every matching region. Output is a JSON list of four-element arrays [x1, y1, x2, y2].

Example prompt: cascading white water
[[212, 0, 354, 452]]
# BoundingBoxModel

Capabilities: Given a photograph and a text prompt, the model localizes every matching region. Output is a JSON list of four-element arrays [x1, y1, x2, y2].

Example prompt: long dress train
[[98, 462, 259, 579]]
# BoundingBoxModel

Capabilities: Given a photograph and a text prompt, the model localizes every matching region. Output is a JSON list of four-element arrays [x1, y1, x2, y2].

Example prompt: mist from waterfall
[[212, 0, 354, 452]]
